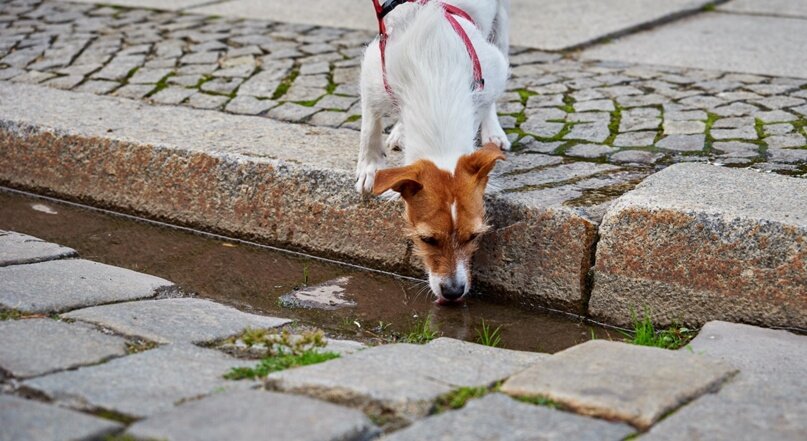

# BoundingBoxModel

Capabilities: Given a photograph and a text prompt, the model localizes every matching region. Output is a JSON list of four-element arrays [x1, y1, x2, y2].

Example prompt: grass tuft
[[403, 313, 440, 344], [623, 310, 694, 350], [224, 328, 339, 379], [475, 320, 503, 347], [514, 394, 560, 409], [0, 309, 23, 320]]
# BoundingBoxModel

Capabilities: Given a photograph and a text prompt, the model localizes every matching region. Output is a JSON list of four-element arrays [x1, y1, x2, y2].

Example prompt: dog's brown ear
[[457, 143, 506, 180], [373, 164, 423, 197]]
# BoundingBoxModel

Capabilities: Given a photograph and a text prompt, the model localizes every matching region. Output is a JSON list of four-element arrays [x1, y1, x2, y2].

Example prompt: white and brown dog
[[356, 0, 511, 303]]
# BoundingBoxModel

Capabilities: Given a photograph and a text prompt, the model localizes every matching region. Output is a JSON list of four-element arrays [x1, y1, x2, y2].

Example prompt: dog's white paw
[[355, 160, 381, 194], [385, 124, 404, 151], [482, 132, 511, 151]]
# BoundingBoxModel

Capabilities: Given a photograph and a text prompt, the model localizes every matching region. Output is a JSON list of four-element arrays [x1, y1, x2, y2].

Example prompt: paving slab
[[127, 390, 379, 441], [0, 318, 127, 379], [582, 13, 807, 78], [0, 394, 122, 441], [267, 337, 545, 424], [589, 163, 807, 329], [500, 340, 736, 430], [22, 344, 254, 418], [63, 298, 291, 344], [382, 393, 633, 441], [190, 0, 714, 51], [719, 0, 807, 19], [0, 259, 173, 314], [0, 230, 76, 267], [643, 321, 807, 441], [65, 0, 213, 10]]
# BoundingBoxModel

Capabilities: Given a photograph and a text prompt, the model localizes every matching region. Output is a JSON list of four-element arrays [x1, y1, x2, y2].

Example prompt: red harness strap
[[372, 0, 485, 96]]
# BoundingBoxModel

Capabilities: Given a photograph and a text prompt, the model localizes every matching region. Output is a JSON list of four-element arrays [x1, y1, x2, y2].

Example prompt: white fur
[[357, 0, 511, 189]]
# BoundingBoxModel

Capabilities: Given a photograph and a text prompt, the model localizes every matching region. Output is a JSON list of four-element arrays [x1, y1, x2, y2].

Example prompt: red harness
[[372, 0, 485, 96]]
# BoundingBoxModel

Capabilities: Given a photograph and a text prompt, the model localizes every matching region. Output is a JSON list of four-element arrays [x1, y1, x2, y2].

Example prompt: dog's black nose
[[440, 281, 466, 300]]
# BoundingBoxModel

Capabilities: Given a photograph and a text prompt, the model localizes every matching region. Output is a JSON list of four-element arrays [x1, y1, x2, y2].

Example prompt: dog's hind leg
[[480, 103, 511, 150], [385, 121, 404, 151]]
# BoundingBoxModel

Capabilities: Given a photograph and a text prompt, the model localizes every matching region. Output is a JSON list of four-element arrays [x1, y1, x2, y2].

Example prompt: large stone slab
[[267, 337, 545, 424], [719, 0, 807, 19], [0, 318, 126, 379], [500, 340, 736, 430], [67, 0, 212, 9], [582, 12, 807, 78], [589, 163, 807, 328], [127, 390, 379, 441], [22, 344, 253, 418], [0, 230, 76, 267], [0, 259, 173, 313], [0, 78, 602, 316], [0, 395, 122, 441], [382, 393, 633, 441], [644, 321, 807, 440], [191, 0, 713, 51], [64, 298, 291, 344]]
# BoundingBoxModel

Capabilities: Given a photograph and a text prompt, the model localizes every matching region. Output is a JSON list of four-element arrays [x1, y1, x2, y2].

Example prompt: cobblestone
[[0, 0, 803, 177]]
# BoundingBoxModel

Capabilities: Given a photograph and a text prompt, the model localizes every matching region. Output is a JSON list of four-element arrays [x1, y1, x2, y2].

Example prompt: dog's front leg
[[356, 96, 386, 194], [480, 103, 511, 150]]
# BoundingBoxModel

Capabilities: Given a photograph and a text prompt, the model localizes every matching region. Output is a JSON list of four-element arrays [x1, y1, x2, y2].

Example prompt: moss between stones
[[272, 67, 300, 100]]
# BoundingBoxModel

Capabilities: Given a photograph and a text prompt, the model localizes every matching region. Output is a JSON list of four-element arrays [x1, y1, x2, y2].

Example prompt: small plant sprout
[[475, 320, 503, 347], [434, 386, 489, 412], [404, 313, 440, 344], [224, 328, 339, 380], [302, 264, 310, 286], [623, 309, 694, 350]]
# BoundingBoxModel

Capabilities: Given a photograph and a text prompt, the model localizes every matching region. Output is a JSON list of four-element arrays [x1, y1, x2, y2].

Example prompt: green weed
[[224, 350, 339, 380], [434, 386, 489, 412], [0, 310, 22, 320], [475, 320, 503, 347], [225, 328, 339, 379], [403, 314, 439, 344], [623, 310, 694, 350], [514, 394, 560, 409]]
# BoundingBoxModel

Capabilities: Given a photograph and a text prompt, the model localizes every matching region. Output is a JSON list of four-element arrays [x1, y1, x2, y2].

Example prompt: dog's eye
[[419, 236, 439, 246]]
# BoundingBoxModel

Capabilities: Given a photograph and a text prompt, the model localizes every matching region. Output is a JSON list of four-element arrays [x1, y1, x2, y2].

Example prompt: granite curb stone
[[590, 163, 807, 328], [0, 318, 127, 379], [64, 298, 292, 344], [0, 230, 77, 267], [0, 259, 173, 313], [127, 390, 380, 441]]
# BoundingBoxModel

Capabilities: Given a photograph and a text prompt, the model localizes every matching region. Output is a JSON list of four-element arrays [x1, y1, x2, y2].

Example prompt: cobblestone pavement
[[1, 230, 806, 441], [1, 0, 806, 179]]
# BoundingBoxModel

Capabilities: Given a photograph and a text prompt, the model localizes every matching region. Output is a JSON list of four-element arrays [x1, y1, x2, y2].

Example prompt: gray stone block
[[382, 393, 633, 441], [0, 318, 126, 379], [643, 321, 807, 441], [656, 134, 704, 151], [64, 298, 290, 344], [22, 344, 254, 418], [267, 338, 545, 423], [0, 231, 76, 267], [0, 259, 172, 313], [127, 390, 379, 441], [590, 163, 807, 328], [501, 340, 736, 429], [0, 395, 122, 441]]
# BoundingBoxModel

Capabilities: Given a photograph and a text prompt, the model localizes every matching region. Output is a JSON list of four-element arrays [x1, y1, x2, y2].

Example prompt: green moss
[[95, 409, 137, 425], [0, 309, 22, 320], [272, 67, 300, 100], [145, 73, 176, 97], [434, 386, 489, 413], [225, 350, 340, 380], [560, 94, 575, 113], [605, 103, 623, 145], [514, 394, 560, 409], [125, 339, 158, 354], [345, 114, 361, 123], [702, 3, 716, 12]]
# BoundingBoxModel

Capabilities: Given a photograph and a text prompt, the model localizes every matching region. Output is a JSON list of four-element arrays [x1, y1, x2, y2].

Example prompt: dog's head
[[373, 143, 505, 303]]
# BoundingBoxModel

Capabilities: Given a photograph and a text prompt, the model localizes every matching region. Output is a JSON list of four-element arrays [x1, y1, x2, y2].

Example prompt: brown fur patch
[[373, 144, 505, 279]]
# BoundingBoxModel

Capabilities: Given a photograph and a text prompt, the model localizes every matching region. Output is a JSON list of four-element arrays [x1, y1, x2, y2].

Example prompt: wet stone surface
[[0, 230, 76, 267], [0, 0, 804, 178], [278, 276, 357, 310]]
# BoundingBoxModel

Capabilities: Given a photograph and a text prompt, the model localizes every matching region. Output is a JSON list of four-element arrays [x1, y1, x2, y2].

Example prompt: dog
[[356, 0, 511, 303]]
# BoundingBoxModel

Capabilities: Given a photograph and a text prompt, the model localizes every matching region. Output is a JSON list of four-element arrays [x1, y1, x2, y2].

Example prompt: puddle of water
[[0, 189, 614, 353]]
